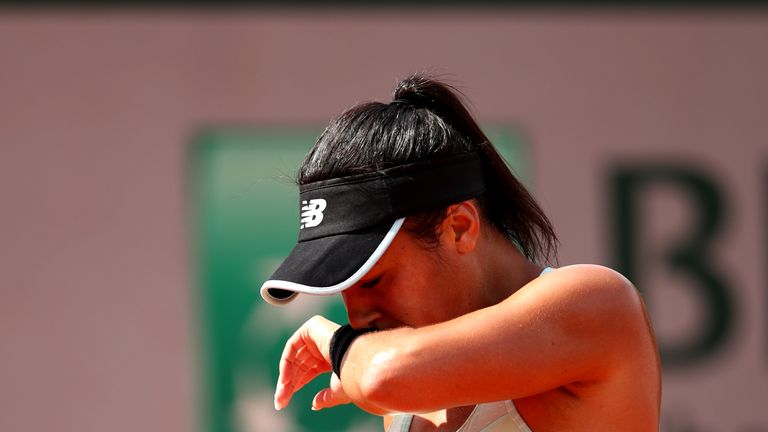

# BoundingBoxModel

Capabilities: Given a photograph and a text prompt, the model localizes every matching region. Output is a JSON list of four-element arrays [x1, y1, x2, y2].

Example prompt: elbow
[[357, 366, 390, 413], [356, 351, 401, 413], [355, 347, 413, 414]]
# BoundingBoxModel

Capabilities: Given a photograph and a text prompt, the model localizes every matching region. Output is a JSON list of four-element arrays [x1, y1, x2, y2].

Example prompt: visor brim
[[260, 218, 405, 305]]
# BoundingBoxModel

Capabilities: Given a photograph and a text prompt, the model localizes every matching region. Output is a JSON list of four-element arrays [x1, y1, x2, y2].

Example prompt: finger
[[295, 344, 332, 374], [275, 317, 338, 410], [289, 350, 331, 394], [279, 316, 338, 383], [275, 329, 307, 409], [311, 373, 352, 411], [283, 357, 328, 402], [276, 325, 314, 397], [277, 359, 323, 410], [278, 325, 309, 385], [275, 329, 331, 409], [278, 321, 329, 385], [311, 387, 350, 411]]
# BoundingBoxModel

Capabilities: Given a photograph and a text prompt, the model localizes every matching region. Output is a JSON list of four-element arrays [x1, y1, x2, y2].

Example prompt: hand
[[274, 315, 342, 410]]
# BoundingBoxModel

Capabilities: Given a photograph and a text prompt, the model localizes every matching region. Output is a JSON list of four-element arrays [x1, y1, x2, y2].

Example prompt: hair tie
[[390, 98, 412, 107]]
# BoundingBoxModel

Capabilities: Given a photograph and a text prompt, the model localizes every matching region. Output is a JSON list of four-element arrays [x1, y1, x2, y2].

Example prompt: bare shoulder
[[519, 264, 654, 365], [542, 264, 634, 290], [533, 264, 643, 315], [514, 265, 660, 429]]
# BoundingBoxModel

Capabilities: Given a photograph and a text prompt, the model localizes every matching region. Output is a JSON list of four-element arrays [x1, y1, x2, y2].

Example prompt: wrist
[[329, 324, 377, 377]]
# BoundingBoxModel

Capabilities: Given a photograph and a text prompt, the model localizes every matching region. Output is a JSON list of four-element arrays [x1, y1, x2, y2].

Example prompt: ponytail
[[299, 73, 558, 264]]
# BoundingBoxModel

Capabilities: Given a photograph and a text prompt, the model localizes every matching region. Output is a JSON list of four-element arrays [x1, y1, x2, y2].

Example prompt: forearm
[[338, 317, 495, 414]]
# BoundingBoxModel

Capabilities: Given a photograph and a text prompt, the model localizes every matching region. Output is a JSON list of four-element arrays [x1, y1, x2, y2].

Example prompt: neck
[[478, 229, 543, 307]]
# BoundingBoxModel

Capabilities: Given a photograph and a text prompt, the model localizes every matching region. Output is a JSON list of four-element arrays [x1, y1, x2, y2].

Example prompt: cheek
[[387, 262, 451, 326]]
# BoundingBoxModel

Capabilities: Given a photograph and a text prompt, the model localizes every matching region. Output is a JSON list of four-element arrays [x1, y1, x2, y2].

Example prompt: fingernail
[[274, 399, 281, 411]]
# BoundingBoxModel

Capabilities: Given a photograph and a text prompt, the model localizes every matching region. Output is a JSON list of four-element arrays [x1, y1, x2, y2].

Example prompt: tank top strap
[[387, 413, 414, 432]]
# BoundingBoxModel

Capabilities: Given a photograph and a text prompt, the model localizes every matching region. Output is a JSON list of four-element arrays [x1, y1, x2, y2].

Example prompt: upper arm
[[362, 264, 649, 413]]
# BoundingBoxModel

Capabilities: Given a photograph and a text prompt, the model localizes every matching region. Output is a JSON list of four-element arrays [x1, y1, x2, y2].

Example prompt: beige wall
[[1, 9, 766, 431]]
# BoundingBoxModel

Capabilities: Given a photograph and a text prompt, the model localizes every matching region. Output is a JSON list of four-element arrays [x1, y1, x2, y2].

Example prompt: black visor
[[260, 152, 486, 305]]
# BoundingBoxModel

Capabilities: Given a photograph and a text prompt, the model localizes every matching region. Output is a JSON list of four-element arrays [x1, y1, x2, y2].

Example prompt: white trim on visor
[[260, 218, 405, 305]]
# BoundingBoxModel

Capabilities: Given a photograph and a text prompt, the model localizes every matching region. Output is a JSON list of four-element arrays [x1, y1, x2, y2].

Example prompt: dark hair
[[299, 73, 558, 264]]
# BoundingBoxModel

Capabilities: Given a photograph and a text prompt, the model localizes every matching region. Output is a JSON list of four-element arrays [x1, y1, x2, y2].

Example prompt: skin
[[275, 201, 661, 431]]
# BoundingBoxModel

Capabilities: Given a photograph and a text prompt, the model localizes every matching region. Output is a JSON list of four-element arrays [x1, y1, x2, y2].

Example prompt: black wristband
[[329, 324, 377, 378]]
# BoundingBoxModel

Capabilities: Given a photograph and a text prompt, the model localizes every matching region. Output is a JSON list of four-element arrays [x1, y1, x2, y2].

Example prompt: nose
[[341, 287, 383, 329]]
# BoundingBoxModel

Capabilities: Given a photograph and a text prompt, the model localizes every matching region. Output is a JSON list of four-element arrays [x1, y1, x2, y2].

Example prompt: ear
[[443, 201, 481, 255]]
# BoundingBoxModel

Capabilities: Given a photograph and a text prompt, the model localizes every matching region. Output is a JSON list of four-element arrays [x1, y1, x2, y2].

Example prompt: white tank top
[[387, 399, 533, 432]]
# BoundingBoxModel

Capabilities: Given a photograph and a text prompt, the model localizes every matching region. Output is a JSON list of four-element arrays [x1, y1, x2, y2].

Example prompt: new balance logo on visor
[[300, 199, 327, 229]]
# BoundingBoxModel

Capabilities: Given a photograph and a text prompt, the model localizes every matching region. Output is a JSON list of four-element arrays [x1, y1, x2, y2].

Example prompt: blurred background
[[1, 3, 766, 432]]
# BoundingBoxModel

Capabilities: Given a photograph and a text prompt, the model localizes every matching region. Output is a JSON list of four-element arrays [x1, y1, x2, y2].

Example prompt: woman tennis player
[[260, 74, 661, 431]]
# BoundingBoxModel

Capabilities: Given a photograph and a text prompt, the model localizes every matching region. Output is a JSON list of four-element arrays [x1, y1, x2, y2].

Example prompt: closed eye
[[360, 274, 382, 289]]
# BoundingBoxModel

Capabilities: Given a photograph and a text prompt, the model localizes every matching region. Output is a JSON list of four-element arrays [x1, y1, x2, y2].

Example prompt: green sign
[[190, 126, 529, 432]]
